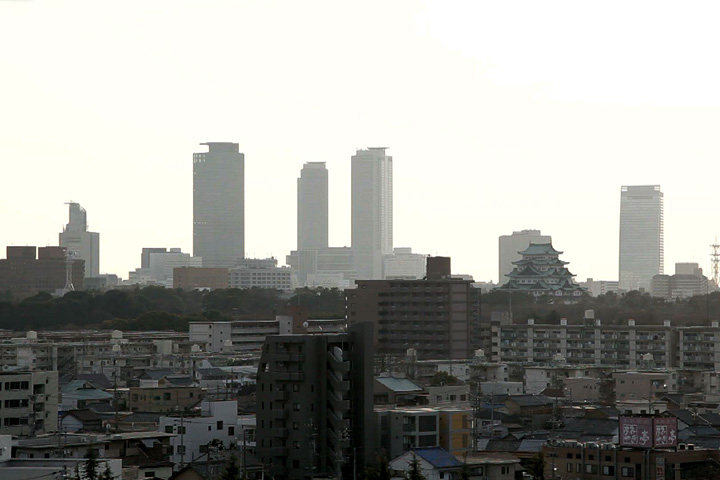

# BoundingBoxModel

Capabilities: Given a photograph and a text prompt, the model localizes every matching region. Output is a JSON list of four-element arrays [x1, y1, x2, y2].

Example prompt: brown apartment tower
[[346, 257, 479, 360]]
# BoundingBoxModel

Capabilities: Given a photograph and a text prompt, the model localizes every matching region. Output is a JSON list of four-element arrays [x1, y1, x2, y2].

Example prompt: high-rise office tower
[[59, 202, 99, 277], [193, 142, 244, 268], [619, 185, 664, 292], [498, 229, 551, 284], [351, 147, 393, 280], [297, 162, 328, 251]]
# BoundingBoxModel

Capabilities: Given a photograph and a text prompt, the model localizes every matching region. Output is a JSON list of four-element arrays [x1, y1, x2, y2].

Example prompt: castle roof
[[519, 243, 562, 256]]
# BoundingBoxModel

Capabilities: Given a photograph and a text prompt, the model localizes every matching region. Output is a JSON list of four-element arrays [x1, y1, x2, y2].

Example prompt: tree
[[404, 454, 426, 480], [102, 465, 114, 480], [365, 454, 392, 480], [84, 449, 99, 480], [220, 455, 241, 480], [428, 371, 462, 386], [521, 452, 545, 480]]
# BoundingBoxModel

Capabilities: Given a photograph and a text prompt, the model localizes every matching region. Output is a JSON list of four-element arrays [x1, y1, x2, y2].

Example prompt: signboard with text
[[619, 417, 678, 448]]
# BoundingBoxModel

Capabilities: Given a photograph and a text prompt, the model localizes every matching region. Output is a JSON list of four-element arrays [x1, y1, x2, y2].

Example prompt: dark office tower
[[193, 142, 244, 268], [297, 162, 328, 251], [59, 202, 100, 277], [351, 147, 393, 280], [256, 323, 376, 480], [619, 185, 664, 292]]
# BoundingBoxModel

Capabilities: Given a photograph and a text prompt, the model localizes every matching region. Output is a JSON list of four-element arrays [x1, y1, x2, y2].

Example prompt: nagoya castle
[[498, 243, 586, 298]]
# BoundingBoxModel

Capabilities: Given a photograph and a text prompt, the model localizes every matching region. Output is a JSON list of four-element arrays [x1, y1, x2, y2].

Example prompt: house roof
[[375, 377, 424, 393], [460, 452, 521, 465], [413, 447, 463, 469], [62, 380, 113, 401], [506, 395, 553, 407], [76, 373, 113, 390], [63, 409, 102, 423]]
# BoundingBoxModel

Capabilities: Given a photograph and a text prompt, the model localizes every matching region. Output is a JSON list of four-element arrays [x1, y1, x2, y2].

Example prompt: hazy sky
[[2, 1, 720, 283]]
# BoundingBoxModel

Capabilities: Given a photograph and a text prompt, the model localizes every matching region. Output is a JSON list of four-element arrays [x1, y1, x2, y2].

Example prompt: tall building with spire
[[59, 202, 99, 277], [619, 185, 664, 292], [351, 147, 393, 280], [193, 142, 244, 268], [297, 162, 328, 251]]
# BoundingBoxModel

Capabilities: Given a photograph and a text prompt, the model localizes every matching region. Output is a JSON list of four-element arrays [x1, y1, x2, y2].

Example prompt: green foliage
[[84, 448, 99, 480], [404, 454, 426, 480], [365, 454, 392, 480], [220, 455, 241, 480], [286, 287, 346, 318], [102, 465, 113, 480], [428, 371, 463, 386], [521, 452, 545, 480], [481, 290, 720, 327]]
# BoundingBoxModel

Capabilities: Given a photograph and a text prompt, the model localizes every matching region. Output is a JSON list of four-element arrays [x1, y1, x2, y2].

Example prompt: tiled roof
[[519, 243, 562, 256], [413, 447, 463, 468]]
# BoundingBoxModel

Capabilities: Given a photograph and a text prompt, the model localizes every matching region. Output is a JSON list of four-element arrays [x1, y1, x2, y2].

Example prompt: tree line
[[0, 286, 346, 331]]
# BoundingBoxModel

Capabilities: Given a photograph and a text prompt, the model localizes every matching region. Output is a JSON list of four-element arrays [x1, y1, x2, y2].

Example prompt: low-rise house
[[375, 377, 428, 406], [389, 447, 463, 480], [460, 452, 524, 480], [128, 384, 204, 413], [60, 409, 103, 433], [60, 379, 113, 411]]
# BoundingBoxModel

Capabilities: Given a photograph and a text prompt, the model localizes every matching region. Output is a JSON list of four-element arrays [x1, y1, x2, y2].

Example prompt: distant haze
[[2, 1, 719, 283]]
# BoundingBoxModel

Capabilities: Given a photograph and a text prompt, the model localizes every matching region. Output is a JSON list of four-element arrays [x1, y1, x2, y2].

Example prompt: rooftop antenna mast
[[711, 239, 720, 288]]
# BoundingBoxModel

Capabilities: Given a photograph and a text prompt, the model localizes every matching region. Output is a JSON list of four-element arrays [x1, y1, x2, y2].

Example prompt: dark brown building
[[544, 441, 720, 480], [346, 257, 479, 360], [173, 266, 229, 290], [0, 246, 84, 299]]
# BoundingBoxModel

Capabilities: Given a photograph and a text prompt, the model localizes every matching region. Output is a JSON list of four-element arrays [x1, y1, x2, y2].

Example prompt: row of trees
[[0, 286, 346, 331], [481, 290, 720, 326]]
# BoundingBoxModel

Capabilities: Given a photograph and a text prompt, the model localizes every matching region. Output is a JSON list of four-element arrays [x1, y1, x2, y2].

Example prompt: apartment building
[[255, 323, 375, 480], [347, 257, 479, 360], [0, 370, 58, 436]]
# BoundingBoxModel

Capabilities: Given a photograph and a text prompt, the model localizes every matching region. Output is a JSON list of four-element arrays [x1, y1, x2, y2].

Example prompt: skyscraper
[[297, 162, 328, 251], [193, 142, 244, 268], [351, 147, 393, 279], [619, 185, 664, 292], [498, 229, 551, 284], [59, 202, 99, 277]]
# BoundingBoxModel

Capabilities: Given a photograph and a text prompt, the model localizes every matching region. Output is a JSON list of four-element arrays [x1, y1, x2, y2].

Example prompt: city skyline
[[2, 1, 720, 283]]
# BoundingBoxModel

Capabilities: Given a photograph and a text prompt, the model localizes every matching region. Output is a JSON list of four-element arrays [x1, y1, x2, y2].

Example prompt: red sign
[[619, 417, 678, 448], [653, 418, 678, 448], [620, 417, 653, 447]]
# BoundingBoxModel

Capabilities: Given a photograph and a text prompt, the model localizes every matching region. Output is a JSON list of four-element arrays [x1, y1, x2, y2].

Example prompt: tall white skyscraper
[[619, 185, 664, 292], [59, 202, 100, 277], [193, 142, 244, 268], [351, 147, 393, 279], [498, 229, 551, 284], [297, 162, 328, 251]]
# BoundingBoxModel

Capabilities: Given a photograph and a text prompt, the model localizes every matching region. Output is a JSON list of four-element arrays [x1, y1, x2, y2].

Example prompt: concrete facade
[[59, 202, 100, 278]]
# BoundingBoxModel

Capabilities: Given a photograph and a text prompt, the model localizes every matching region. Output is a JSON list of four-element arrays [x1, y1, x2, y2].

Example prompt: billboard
[[619, 416, 678, 448]]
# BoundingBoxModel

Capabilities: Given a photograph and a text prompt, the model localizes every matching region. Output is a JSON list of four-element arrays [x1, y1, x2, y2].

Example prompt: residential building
[[383, 247, 427, 280], [461, 452, 524, 480], [352, 147, 393, 280], [0, 246, 84, 299], [498, 229, 551, 285], [493, 315, 677, 369], [173, 267, 229, 290], [0, 370, 58, 436], [160, 400, 240, 469], [347, 257, 479, 360], [377, 407, 439, 460], [255, 323, 376, 480], [59, 202, 100, 277], [128, 383, 204, 413], [297, 162, 328, 251], [229, 257, 291, 290], [437, 407, 473, 456], [388, 447, 462, 480], [619, 185, 664, 292], [497, 243, 585, 298], [193, 142, 244, 268], [60, 379, 113, 410]]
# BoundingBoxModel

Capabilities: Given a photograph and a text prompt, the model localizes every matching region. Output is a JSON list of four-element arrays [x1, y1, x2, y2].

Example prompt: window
[[217, 421, 223, 430], [621, 467, 634, 477], [165, 426, 173, 433], [501, 466, 509, 474], [293, 441, 300, 449], [567, 464, 573, 473], [603, 466, 615, 476], [293, 403, 300, 412], [293, 422, 300, 430], [228, 426, 234, 435], [163, 393, 172, 401], [585, 465, 598, 474]]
